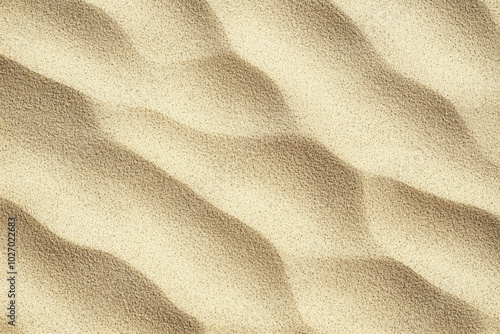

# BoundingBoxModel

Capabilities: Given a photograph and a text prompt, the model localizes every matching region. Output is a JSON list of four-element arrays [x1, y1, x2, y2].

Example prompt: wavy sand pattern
[[0, 0, 499, 333]]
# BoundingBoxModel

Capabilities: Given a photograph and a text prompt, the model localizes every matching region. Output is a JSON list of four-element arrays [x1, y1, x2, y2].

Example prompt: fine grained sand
[[0, 0, 499, 333]]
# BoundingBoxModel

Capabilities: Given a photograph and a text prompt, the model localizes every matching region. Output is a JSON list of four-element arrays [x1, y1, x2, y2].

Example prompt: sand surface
[[0, 0, 499, 333]]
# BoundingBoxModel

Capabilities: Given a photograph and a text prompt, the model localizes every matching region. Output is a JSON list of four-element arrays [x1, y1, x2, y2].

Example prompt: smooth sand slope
[[331, 0, 500, 164], [364, 176, 500, 320], [204, 0, 500, 217], [95, 104, 383, 260], [0, 56, 304, 333], [0, 199, 203, 334], [0, 0, 295, 137], [1, 0, 499, 333]]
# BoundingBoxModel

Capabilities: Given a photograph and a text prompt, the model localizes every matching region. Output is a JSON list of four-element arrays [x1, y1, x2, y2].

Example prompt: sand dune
[[330, 0, 500, 164], [1, 0, 499, 333], [364, 176, 500, 320], [94, 103, 383, 260], [1, 199, 202, 334], [0, 0, 295, 137], [82, 0, 230, 64], [286, 257, 486, 333], [0, 56, 303, 333], [204, 0, 500, 217]]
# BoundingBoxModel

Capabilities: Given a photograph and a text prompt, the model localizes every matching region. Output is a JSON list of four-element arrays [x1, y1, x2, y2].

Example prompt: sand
[[0, 0, 499, 333]]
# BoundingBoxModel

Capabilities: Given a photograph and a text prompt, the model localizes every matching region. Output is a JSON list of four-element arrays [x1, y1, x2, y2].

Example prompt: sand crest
[[1, 0, 499, 333]]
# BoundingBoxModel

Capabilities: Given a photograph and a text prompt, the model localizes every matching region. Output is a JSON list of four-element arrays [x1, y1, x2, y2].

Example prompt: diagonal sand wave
[[203, 0, 500, 217], [0, 0, 296, 137], [0, 199, 203, 334], [1, 0, 500, 333], [330, 0, 500, 165], [94, 104, 383, 260], [364, 176, 500, 319], [0, 56, 304, 333], [286, 257, 487, 333]]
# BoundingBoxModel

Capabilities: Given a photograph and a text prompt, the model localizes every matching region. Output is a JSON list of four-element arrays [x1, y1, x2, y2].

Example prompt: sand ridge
[[1, 0, 500, 333]]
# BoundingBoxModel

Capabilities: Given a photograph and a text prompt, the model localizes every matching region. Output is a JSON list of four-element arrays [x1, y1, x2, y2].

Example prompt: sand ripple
[[1, 0, 499, 333]]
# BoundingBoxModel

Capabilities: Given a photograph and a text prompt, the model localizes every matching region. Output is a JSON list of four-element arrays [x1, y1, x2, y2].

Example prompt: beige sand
[[0, 0, 499, 333]]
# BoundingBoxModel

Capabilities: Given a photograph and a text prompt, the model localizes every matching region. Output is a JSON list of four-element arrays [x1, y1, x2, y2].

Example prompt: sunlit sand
[[1, 1, 499, 333]]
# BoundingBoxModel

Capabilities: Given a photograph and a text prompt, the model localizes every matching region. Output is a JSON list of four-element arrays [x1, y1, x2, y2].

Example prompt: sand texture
[[0, 0, 499, 333]]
